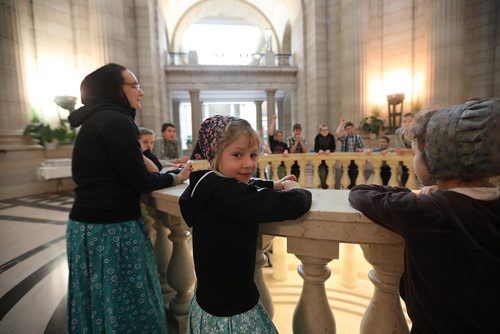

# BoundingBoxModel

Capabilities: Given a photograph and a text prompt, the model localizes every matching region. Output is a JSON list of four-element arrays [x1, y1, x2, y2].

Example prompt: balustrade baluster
[[360, 243, 409, 334], [326, 161, 335, 188], [297, 160, 307, 187], [255, 235, 275, 317], [371, 159, 383, 185], [165, 215, 196, 333], [387, 161, 401, 187], [288, 237, 338, 334], [311, 159, 321, 188], [270, 160, 281, 181], [152, 211, 174, 296], [405, 163, 418, 189], [340, 159, 351, 189], [357, 158, 368, 185]]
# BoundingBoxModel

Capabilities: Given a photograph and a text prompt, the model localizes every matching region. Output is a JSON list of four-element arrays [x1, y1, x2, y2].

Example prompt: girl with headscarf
[[179, 115, 312, 333]]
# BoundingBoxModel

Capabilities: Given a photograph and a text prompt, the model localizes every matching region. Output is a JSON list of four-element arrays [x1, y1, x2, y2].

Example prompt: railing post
[[340, 159, 351, 189], [405, 162, 418, 189], [153, 211, 174, 296], [270, 160, 281, 181], [288, 237, 338, 334], [360, 243, 409, 334], [357, 158, 368, 184], [255, 234, 275, 317], [387, 161, 401, 187], [371, 159, 383, 185], [166, 216, 196, 333]]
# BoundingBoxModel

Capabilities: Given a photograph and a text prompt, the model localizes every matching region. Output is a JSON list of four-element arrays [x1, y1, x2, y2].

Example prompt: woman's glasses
[[123, 82, 141, 90]]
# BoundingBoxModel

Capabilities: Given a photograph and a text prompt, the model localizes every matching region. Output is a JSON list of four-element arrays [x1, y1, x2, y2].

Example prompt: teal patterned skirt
[[188, 297, 278, 334], [66, 219, 167, 333]]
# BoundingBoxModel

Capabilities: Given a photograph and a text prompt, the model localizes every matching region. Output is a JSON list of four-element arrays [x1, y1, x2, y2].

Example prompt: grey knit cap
[[425, 98, 500, 179]]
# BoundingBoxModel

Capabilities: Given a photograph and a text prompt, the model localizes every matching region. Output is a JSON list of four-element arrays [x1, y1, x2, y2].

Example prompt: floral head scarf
[[198, 115, 236, 167]]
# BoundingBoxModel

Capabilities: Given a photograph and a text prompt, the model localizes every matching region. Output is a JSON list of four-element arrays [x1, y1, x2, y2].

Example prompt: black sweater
[[68, 101, 175, 223], [179, 170, 312, 316], [349, 185, 500, 333]]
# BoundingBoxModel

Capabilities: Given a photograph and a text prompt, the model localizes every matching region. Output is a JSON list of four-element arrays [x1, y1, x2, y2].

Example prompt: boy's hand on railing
[[274, 174, 298, 190], [282, 180, 301, 190]]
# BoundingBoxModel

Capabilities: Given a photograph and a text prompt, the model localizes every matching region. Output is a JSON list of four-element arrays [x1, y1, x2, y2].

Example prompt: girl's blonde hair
[[213, 118, 259, 171]]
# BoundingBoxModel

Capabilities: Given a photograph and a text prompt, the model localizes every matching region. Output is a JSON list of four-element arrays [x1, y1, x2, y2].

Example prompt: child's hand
[[274, 175, 298, 190], [282, 180, 301, 190], [179, 155, 190, 164], [176, 162, 192, 183], [418, 185, 439, 196], [282, 149, 289, 157]]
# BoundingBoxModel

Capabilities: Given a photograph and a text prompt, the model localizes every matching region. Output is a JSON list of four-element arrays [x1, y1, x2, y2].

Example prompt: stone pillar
[[0, 0, 34, 151], [266, 89, 277, 129], [429, 0, 465, 106], [172, 100, 181, 147], [89, 0, 128, 65], [233, 104, 240, 118], [255, 101, 263, 134], [189, 90, 202, 144]]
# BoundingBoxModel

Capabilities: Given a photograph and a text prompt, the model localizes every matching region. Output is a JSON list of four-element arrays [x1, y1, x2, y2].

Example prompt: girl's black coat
[[179, 170, 312, 316]]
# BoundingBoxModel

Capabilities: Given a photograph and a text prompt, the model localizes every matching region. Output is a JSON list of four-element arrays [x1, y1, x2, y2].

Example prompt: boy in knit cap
[[349, 98, 500, 333]]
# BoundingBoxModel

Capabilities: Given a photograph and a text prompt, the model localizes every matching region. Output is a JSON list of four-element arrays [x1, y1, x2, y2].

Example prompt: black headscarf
[[80, 63, 130, 109]]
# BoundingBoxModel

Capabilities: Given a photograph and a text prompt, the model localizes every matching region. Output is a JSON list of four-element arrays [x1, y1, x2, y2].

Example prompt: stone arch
[[171, 0, 282, 53]]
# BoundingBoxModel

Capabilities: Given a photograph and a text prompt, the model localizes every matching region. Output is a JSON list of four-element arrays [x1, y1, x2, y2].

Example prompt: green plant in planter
[[359, 110, 385, 135], [23, 119, 68, 146]]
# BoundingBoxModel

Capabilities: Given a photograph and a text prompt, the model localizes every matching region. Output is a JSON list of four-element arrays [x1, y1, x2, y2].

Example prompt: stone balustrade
[[143, 153, 415, 333], [190, 151, 418, 190]]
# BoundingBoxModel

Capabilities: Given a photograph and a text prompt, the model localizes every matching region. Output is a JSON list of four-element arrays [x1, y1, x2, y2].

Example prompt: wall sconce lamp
[[387, 93, 405, 132]]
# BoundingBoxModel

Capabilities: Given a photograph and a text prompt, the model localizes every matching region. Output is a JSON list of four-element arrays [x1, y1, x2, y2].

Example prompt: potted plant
[[359, 109, 385, 138], [24, 117, 68, 149]]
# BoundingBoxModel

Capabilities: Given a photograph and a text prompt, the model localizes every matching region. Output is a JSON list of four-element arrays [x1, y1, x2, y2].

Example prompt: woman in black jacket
[[66, 63, 183, 333]]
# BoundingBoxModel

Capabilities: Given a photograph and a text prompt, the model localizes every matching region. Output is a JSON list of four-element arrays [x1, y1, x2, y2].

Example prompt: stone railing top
[[149, 185, 403, 246]]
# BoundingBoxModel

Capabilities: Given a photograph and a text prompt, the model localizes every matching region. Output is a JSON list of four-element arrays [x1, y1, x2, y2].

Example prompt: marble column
[[172, 100, 181, 148], [233, 104, 240, 118], [189, 90, 202, 144], [266, 89, 277, 129], [0, 0, 35, 151], [254, 101, 263, 134], [89, 0, 128, 65], [277, 97, 285, 132], [429, 0, 465, 106]]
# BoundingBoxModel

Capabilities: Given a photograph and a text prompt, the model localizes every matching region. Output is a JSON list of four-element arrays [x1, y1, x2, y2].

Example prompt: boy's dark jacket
[[349, 185, 500, 333], [179, 170, 312, 316], [69, 101, 175, 223]]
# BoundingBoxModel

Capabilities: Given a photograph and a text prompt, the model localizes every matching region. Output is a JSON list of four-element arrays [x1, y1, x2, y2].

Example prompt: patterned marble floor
[[0, 192, 72, 334]]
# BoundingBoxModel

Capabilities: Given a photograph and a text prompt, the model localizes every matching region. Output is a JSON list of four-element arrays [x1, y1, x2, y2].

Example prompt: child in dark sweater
[[349, 98, 500, 333], [179, 115, 312, 333]]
